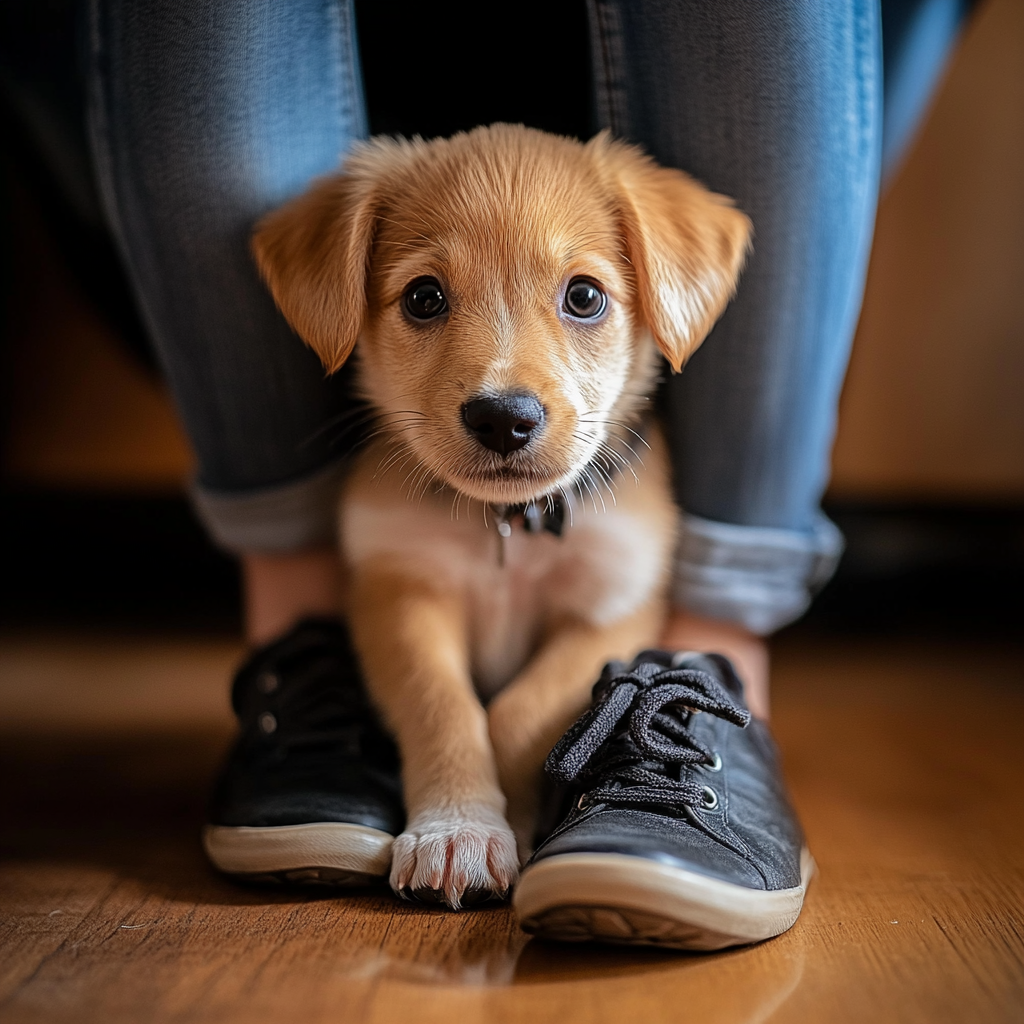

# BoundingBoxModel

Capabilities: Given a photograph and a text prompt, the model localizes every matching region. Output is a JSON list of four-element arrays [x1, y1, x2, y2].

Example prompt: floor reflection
[[323, 898, 807, 1012], [325, 905, 530, 986], [515, 926, 806, 1021]]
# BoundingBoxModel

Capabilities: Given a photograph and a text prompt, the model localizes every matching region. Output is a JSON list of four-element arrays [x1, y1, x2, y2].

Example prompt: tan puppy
[[252, 125, 750, 908]]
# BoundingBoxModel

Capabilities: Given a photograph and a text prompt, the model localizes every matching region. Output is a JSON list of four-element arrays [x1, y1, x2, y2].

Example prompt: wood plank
[[1, 636, 1021, 1023]]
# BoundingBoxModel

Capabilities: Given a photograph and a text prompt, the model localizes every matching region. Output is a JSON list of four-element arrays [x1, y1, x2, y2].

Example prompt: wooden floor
[[0, 632, 1021, 1024]]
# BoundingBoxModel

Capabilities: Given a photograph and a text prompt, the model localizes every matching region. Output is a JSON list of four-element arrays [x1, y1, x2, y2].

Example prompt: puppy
[[252, 125, 750, 908]]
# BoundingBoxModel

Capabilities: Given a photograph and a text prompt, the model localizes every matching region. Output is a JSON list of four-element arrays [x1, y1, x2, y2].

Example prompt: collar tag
[[490, 496, 565, 567]]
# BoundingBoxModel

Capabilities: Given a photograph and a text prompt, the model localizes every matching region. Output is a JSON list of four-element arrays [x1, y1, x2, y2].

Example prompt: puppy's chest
[[341, 495, 666, 698], [462, 527, 573, 697]]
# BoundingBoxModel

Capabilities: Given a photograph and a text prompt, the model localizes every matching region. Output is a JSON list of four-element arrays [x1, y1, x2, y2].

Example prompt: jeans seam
[[587, 0, 628, 136], [335, 0, 368, 145], [85, 0, 171, 377]]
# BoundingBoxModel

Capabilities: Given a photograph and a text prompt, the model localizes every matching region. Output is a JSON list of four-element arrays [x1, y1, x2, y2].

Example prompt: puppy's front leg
[[488, 603, 664, 859], [349, 564, 518, 908]]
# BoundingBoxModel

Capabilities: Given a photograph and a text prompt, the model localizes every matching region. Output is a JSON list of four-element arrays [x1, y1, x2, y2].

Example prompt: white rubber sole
[[202, 822, 393, 887], [514, 847, 815, 950]]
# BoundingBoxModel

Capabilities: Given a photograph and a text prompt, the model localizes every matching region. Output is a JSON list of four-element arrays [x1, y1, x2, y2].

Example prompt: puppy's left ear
[[593, 135, 752, 372], [252, 172, 378, 374]]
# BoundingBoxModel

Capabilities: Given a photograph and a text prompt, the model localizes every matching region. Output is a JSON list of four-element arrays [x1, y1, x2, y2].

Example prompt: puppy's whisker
[[589, 462, 619, 506], [370, 418, 428, 441], [589, 430, 647, 469], [594, 439, 638, 485], [581, 470, 605, 514], [363, 416, 426, 441], [592, 466, 614, 510], [557, 485, 575, 529], [582, 469, 605, 514], [306, 404, 375, 435], [410, 464, 439, 504], [313, 403, 429, 456], [398, 461, 424, 501], [316, 397, 423, 435], [581, 417, 653, 454], [374, 439, 418, 482], [393, 449, 421, 482], [302, 408, 378, 449], [571, 429, 625, 475]]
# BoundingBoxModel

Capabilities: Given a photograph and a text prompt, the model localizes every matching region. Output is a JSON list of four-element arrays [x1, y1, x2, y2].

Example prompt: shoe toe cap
[[534, 808, 767, 890]]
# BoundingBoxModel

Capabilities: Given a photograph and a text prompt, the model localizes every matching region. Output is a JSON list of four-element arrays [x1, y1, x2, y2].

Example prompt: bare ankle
[[659, 609, 770, 720], [242, 548, 347, 646]]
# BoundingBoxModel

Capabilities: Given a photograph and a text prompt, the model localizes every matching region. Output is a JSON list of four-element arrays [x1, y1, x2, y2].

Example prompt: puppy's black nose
[[462, 392, 545, 455]]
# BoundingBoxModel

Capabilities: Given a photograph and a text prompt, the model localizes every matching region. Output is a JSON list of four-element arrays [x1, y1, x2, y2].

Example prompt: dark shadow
[[0, 729, 314, 908], [515, 938, 705, 981], [355, 0, 594, 142]]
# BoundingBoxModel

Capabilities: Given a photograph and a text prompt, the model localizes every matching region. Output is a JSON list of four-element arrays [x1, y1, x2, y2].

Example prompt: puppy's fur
[[253, 125, 750, 907]]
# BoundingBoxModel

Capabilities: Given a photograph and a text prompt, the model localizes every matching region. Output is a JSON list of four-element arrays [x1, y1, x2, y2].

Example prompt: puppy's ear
[[592, 135, 752, 372], [252, 172, 378, 374]]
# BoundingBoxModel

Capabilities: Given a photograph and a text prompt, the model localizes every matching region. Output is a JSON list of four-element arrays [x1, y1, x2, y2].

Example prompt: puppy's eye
[[404, 277, 448, 320], [563, 278, 606, 319]]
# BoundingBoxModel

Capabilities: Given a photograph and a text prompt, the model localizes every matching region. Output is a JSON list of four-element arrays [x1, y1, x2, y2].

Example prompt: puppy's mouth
[[434, 437, 602, 505], [378, 397, 607, 504], [445, 460, 567, 504]]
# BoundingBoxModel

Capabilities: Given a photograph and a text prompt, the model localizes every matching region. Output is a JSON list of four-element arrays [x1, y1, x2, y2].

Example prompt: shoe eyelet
[[258, 712, 278, 734], [670, 650, 702, 667], [257, 671, 279, 695], [705, 752, 722, 772], [700, 785, 719, 811]]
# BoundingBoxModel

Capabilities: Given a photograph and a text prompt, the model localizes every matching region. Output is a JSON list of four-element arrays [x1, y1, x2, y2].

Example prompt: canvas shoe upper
[[514, 650, 813, 950], [203, 618, 403, 885]]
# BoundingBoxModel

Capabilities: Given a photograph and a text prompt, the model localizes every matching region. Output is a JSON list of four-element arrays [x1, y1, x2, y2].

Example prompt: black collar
[[492, 496, 566, 538]]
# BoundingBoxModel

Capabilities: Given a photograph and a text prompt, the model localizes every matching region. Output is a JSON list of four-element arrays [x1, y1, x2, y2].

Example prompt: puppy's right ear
[[252, 173, 377, 374]]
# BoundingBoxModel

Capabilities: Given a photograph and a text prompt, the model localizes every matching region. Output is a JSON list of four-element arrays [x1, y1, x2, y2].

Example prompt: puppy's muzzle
[[462, 392, 545, 456]]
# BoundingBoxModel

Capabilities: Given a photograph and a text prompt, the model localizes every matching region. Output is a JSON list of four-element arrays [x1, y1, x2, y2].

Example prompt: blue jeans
[[85, 0, 970, 634]]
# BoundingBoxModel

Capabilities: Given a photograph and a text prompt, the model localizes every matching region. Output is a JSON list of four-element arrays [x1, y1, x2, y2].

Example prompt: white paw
[[390, 806, 519, 909]]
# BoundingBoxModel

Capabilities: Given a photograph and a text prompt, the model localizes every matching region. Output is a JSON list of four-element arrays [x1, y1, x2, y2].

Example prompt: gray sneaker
[[513, 650, 814, 950]]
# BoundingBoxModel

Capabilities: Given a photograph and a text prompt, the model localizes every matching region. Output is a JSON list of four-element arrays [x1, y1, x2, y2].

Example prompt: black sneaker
[[202, 619, 403, 886], [513, 650, 813, 950]]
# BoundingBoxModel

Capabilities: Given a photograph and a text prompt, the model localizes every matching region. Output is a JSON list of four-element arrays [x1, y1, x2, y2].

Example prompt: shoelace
[[545, 659, 751, 810]]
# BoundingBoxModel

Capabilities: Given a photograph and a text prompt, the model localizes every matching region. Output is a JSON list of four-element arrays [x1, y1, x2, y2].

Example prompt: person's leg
[[881, 0, 976, 181], [588, 1, 971, 715], [513, 2, 977, 945], [588, 0, 882, 712], [85, 0, 367, 641]]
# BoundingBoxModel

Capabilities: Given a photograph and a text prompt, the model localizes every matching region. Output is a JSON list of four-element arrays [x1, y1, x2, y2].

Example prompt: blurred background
[[1, 0, 1022, 641]]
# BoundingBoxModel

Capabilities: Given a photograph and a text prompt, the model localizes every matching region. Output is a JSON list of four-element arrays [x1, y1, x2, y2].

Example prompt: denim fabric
[[881, 0, 975, 180], [80, 0, 967, 627], [673, 514, 845, 635], [193, 459, 350, 554], [588, 0, 965, 631], [86, 0, 365, 504]]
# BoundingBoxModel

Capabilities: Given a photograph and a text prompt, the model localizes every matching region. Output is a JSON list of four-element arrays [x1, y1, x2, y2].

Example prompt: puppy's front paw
[[390, 806, 519, 910]]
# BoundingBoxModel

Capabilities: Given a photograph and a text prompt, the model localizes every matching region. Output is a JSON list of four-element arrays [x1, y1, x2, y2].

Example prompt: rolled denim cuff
[[671, 512, 845, 635], [191, 460, 347, 554]]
